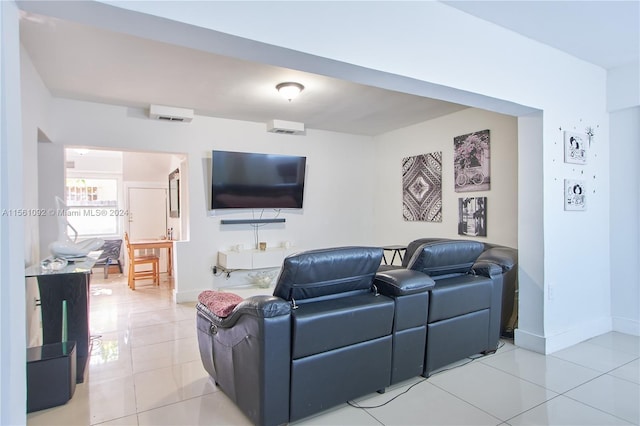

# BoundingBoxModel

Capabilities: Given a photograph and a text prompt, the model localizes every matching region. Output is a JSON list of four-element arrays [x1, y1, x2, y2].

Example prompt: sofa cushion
[[428, 275, 493, 322], [425, 309, 491, 375], [198, 290, 243, 318], [273, 246, 383, 301], [290, 335, 392, 422], [291, 293, 394, 359]]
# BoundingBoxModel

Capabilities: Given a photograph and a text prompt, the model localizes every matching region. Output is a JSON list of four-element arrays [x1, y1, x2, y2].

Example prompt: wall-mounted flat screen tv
[[211, 150, 307, 209]]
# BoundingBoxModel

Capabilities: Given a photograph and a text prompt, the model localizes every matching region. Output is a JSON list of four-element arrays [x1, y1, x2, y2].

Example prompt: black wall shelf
[[220, 218, 286, 225]]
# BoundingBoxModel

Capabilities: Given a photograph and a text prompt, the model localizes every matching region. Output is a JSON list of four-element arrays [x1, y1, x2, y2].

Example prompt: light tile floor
[[27, 274, 639, 426]]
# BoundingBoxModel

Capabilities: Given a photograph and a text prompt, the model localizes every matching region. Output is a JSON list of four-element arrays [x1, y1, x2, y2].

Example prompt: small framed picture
[[564, 131, 587, 164], [458, 197, 487, 236], [564, 179, 586, 211]]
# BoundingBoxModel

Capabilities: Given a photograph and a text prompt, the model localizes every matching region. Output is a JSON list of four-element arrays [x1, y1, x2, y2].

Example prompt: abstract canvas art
[[454, 129, 491, 192], [402, 152, 442, 222]]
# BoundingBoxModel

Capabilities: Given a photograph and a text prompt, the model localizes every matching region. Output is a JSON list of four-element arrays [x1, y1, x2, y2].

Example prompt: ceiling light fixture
[[276, 82, 304, 102]]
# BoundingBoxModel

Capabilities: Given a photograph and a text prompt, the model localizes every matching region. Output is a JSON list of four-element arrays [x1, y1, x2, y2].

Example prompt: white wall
[[37, 143, 65, 257], [516, 112, 546, 345], [608, 63, 640, 111], [610, 106, 640, 335], [44, 97, 376, 301], [374, 108, 518, 248], [20, 44, 57, 350], [21, 45, 53, 264], [608, 63, 640, 335], [123, 151, 173, 182], [1, 1, 27, 422], [66, 149, 123, 174]]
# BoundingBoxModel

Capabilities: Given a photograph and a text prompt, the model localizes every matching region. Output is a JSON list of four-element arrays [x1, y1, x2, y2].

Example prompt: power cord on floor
[[347, 339, 508, 410], [347, 378, 427, 409]]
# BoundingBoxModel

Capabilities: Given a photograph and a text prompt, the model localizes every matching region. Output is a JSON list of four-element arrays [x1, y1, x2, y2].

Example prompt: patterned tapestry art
[[402, 152, 442, 222]]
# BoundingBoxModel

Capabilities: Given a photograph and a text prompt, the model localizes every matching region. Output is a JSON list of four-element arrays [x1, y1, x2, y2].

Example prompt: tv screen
[[211, 150, 306, 209]]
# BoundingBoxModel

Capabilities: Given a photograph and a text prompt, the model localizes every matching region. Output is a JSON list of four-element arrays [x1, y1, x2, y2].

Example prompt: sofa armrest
[[375, 269, 435, 297], [476, 246, 518, 273], [472, 261, 503, 279], [196, 295, 291, 328], [196, 294, 292, 426]]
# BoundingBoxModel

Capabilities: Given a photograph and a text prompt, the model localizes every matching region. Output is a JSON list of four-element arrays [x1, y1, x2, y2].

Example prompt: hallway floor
[[27, 274, 639, 425]]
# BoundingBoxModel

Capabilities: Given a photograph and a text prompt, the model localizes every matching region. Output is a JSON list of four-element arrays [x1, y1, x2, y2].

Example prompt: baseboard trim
[[545, 317, 612, 353], [612, 316, 640, 336], [514, 329, 547, 354], [173, 288, 203, 304], [515, 316, 613, 354]]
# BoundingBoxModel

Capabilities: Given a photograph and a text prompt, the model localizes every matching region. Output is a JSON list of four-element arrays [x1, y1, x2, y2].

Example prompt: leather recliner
[[196, 246, 433, 426], [383, 237, 518, 338], [380, 239, 506, 376]]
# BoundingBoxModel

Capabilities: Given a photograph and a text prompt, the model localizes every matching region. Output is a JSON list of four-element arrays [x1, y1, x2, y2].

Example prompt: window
[[65, 177, 120, 236]]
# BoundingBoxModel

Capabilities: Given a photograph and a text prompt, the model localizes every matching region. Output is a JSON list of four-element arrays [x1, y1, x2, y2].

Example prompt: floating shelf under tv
[[220, 218, 286, 225]]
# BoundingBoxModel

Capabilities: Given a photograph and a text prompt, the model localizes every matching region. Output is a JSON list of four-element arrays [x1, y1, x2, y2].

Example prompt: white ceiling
[[444, 1, 639, 70], [19, 11, 470, 136], [18, 1, 639, 136]]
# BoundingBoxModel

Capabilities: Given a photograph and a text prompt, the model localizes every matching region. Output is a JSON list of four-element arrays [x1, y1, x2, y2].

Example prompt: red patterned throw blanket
[[198, 290, 243, 317]]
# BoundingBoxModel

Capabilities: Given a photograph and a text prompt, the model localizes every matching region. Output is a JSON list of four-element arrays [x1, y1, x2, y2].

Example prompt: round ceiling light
[[276, 82, 304, 102]]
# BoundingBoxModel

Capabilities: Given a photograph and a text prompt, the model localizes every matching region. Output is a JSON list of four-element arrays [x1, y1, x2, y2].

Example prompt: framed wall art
[[564, 131, 587, 164], [454, 129, 490, 192], [564, 179, 586, 211], [458, 197, 487, 237], [402, 151, 442, 222]]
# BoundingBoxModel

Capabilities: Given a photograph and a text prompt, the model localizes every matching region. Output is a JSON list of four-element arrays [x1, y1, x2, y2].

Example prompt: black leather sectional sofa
[[196, 241, 517, 425]]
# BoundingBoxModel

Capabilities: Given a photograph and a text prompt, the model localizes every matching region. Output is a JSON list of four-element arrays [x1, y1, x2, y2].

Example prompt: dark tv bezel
[[210, 150, 306, 210]]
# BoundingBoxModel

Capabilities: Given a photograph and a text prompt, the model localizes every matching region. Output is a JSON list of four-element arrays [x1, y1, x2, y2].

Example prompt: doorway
[[63, 147, 187, 286]]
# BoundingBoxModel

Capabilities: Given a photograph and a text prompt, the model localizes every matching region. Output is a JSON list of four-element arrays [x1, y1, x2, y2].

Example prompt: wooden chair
[[124, 232, 160, 290]]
